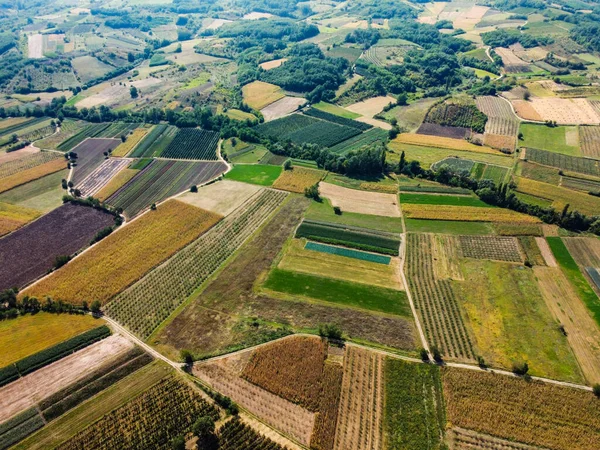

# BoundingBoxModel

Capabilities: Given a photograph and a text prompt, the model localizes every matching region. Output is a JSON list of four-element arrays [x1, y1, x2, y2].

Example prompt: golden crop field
[[272, 167, 325, 193], [0, 312, 102, 366], [401, 204, 541, 223], [392, 133, 502, 154], [111, 128, 149, 157], [0, 201, 41, 236], [516, 176, 600, 217], [242, 81, 285, 110], [95, 168, 138, 201], [443, 368, 600, 450], [0, 158, 66, 194], [23, 200, 222, 304]]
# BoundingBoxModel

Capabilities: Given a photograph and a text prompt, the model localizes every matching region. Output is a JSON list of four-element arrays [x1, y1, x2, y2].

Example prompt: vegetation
[[219, 418, 288, 450], [224, 164, 282, 186], [425, 101, 488, 133], [160, 128, 220, 160]]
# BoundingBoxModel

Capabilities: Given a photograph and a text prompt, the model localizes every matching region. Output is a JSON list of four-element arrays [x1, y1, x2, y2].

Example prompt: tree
[[127, 52, 135, 63], [171, 435, 185, 450], [180, 349, 193, 365], [61, 179, 68, 190], [130, 86, 138, 98], [398, 150, 406, 172], [431, 346, 443, 363], [523, 90, 531, 101], [283, 159, 292, 170], [150, 203, 157, 210], [304, 183, 320, 201], [512, 361, 529, 376], [121, 134, 127, 142], [333, 206, 342, 215], [420, 348, 429, 362], [318, 323, 343, 340], [593, 384, 600, 398], [193, 416, 218, 450], [90, 300, 101, 314], [190, 185, 198, 193]]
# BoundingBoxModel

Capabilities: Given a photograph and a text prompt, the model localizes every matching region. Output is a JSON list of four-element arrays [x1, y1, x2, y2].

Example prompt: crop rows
[[459, 236, 523, 263], [305, 241, 391, 265], [526, 148, 600, 177], [0, 151, 61, 179], [417, 122, 470, 139], [111, 128, 149, 157], [425, 103, 488, 134], [105, 189, 287, 338], [475, 96, 520, 136], [328, 128, 388, 154], [0, 158, 66, 195], [219, 418, 288, 450], [20, 124, 55, 142], [311, 361, 343, 450], [160, 128, 220, 160], [561, 175, 600, 192], [0, 408, 44, 450], [77, 158, 130, 197], [97, 122, 139, 139], [70, 138, 121, 185], [57, 376, 219, 450], [130, 123, 168, 157], [107, 159, 227, 218], [334, 346, 383, 450], [405, 233, 475, 360], [578, 126, 600, 159], [57, 123, 111, 151], [448, 427, 544, 450], [304, 108, 372, 131]]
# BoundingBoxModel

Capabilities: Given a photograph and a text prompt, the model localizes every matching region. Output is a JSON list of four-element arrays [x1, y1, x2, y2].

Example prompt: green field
[[0, 169, 67, 212], [383, 98, 439, 134], [404, 218, 495, 235], [263, 268, 411, 316], [399, 193, 488, 208], [519, 124, 580, 156], [305, 198, 403, 233], [230, 146, 269, 164], [393, 143, 513, 169], [224, 164, 282, 186], [384, 359, 445, 450], [547, 237, 600, 328], [312, 101, 360, 119]]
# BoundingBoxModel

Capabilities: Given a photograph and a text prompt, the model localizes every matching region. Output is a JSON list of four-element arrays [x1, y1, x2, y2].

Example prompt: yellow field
[[0, 312, 102, 366], [242, 81, 285, 110], [95, 169, 138, 201], [392, 133, 502, 154], [111, 128, 149, 157], [23, 200, 222, 304], [402, 204, 540, 223], [515, 176, 600, 217], [0, 201, 41, 236], [0, 117, 30, 132], [272, 167, 326, 193], [0, 159, 66, 194]]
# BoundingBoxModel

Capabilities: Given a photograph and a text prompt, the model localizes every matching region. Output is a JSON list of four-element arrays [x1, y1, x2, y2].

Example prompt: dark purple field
[[70, 138, 121, 185], [0, 202, 114, 290], [417, 123, 470, 139]]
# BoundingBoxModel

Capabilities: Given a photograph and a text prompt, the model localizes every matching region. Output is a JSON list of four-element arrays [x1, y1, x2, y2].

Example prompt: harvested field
[[402, 204, 540, 223], [0, 202, 114, 290], [107, 190, 288, 339], [512, 100, 543, 122], [0, 202, 41, 237], [417, 122, 469, 139], [319, 181, 400, 217], [24, 200, 221, 305], [111, 128, 149, 157], [534, 266, 600, 384], [242, 81, 285, 110], [345, 96, 396, 117], [494, 48, 531, 73], [579, 126, 600, 159], [475, 96, 520, 136], [563, 237, 600, 268], [459, 235, 523, 263], [260, 96, 306, 122], [178, 179, 262, 216], [76, 158, 130, 197], [442, 368, 600, 450], [0, 335, 133, 423], [535, 237, 557, 267], [393, 133, 500, 154], [0, 313, 101, 368], [195, 362, 315, 446], [406, 233, 475, 360], [523, 98, 600, 125], [94, 168, 138, 201], [259, 58, 288, 70], [432, 234, 463, 281], [242, 336, 327, 411], [272, 167, 325, 193], [334, 346, 383, 450], [107, 159, 227, 218], [70, 138, 121, 186], [484, 133, 516, 150], [515, 177, 600, 216], [492, 223, 543, 237]]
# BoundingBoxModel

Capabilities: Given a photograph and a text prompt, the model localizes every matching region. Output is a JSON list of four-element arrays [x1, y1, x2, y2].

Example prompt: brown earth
[[319, 182, 401, 217]]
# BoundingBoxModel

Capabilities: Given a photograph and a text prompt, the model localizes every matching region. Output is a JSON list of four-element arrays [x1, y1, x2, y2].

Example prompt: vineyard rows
[[107, 159, 227, 218], [57, 123, 111, 151], [130, 124, 168, 158], [578, 126, 600, 159], [311, 361, 343, 450], [459, 236, 523, 263], [526, 148, 600, 177], [485, 117, 520, 136], [160, 128, 220, 160], [0, 151, 61, 179], [105, 189, 287, 338], [304, 108, 372, 131], [328, 128, 388, 155], [405, 233, 475, 360], [334, 346, 383, 450], [77, 158, 131, 199], [57, 376, 219, 450], [70, 138, 121, 186], [475, 96, 520, 137], [219, 418, 288, 450]]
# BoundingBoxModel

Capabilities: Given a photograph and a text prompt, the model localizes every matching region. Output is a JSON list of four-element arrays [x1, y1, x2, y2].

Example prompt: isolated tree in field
[[284, 159, 292, 171], [193, 416, 218, 450], [399, 150, 406, 172], [231, 137, 237, 147], [127, 52, 135, 63], [130, 86, 138, 99], [190, 185, 198, 193], [61, 179, 68, 190], [420, 348, 429, 362], [121, 134, 127, 142], [319, 323, 343, 340], [523, 90, 530, 101], [180, 349, 193, 365], [512, 361, 529, 376]]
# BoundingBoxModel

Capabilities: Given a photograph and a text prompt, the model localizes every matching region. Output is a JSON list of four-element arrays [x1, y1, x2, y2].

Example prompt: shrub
[[333, 206, 342, 215], [512, 361, 529, 376], [593, 384, 600, 398], [319, 323, 343, 340], [180, 349, 193, 365], [420, 348, 430, 362], [431, 346, 443, 363]]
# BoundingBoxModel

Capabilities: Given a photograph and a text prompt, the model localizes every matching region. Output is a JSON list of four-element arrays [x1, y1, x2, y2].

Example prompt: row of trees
[[0, 289, 101, 321]]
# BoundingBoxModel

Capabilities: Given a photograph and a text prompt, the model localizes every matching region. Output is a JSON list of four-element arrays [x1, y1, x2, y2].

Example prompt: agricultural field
[[400, 193, 487, 208], [402, 204, 540, 223], [0, 158, 66, 195], [320, 182, 401, 217], [225, 164, 282, 186], [519, 123, 580, 156], [160, 128, 220, 160], [512, 98, 600, 125], [0, 201, 42, 237], [56, 123, 112, 152], [313, 101, 360, 119], [0, 169, 68, 213], [422, 100, 488, 134], [458, 235, 523, 262], [178, 179, 262, 216], [579, 126, 600, 159], [76, 158, 130, 198], [0, 151, 62, 179], [242, 81, 285, 110], [36, 121, 88, 150], [328, 128, 389, 155], [23, 200, 221, 305], [107, 159, 227, 218], [475, 96, 520, 150], [304, 108, 372, 131], [272, 167, 325, 193], [261, 96, 307, 122], [129, 124, 176, 158], [70, 138, 121, 186], [382, 98, 439, 133], [0, 202, 115, 291], [525, 148, 600, 177], [94, 168, 139, 201], [111, 128, 149, 157]]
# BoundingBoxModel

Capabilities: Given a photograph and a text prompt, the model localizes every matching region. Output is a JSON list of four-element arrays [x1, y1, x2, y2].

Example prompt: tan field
[[355, 116, 392, 130], [345, 96, 396, 117], [260, 96, 306, 122], [0, 146, 38, 165], [516, 98, 600, 124], [259, 58, 288, 71], [178, 180, 262, 216], [242, 81, 285, 110], [535, 237, 558, 267], [512, 100, 543, 121], [563, 237, 600, 267], [319, 181, 401, 217], [0, 335, 133, 422]]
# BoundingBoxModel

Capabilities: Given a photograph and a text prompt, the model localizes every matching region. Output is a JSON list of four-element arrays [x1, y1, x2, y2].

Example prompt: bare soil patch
[[0, 146, 38, 165], [259, 58, 288, 71], [319, 181, 401, 217], [512, 100, 543, 121], [345, 96, 396, 117], [178, 180, 262, 216], [260, 96, 306, 122], [495, 48, 531, 72], [528, 98, 600, 124], [563, 237, 600, 267]]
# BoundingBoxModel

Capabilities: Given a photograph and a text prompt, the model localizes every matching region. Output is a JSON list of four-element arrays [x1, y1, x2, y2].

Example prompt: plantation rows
[[57, 123, 111, 151], [311, 361, 343, 450], [578, 126, 600, 159], [0, 151, 61, 179], [77, 158, 130, 197], [0, 408, 44, 450], [471, 163, 509, 185], [561, 176, 600, 192], [219, 418, 288, 450], [99, 122, 139, 139], [107, 159, 226, 218], [405, 234, 475, 360], [20, 124, 56, 142], [425, 103, 488, 134], [459, 236, 523, 263], [57, 376, 219, 450], [70, 138, 121, 185], [485, 117, 520, 137], [161, 128, 220, 160], [475, 95, 519, 138], [304, 108, 372, 131], [131, 123, 168, 158], [526, 148, 600, 177], [105, 189, 288, 338], [0, 117, 47, 137], [328, 128, 388, 155]]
